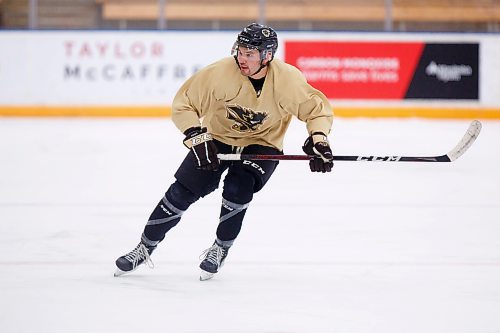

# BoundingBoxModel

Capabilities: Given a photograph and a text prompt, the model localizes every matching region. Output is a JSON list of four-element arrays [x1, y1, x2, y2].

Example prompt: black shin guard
[[216, 198, 250, 247], [143, 181, 199, 246], [216, 169, 255, 246]]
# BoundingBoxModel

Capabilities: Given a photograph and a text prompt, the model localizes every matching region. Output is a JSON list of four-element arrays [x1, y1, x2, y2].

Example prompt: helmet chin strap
[[250, 61, 267, 77]]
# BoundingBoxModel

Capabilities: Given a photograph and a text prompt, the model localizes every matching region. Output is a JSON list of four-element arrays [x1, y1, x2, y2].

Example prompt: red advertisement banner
[[285, 41, 424, 99]]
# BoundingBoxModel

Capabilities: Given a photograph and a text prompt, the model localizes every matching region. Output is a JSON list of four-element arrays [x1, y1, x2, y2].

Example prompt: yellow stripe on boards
[[1, 105, 500, 119], [334, 107, 500, 119], [0, 106, 172, 117]]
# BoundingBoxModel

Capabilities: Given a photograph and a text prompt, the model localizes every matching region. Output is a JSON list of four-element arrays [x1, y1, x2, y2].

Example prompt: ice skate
[[199, 241, 230, 281], [114, 242, 155, 277]]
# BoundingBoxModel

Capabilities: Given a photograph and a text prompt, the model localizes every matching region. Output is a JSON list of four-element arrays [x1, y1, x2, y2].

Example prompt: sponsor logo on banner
[[405, 43, 479, 99], [285, 41, 479, 100], [62, 40, 202, 82], [0, 32, 237, 105], [425, 61, 473, 82]]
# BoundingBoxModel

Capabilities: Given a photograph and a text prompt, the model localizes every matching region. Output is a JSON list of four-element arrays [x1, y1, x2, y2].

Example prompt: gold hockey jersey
[[172, 57, 333, 151]]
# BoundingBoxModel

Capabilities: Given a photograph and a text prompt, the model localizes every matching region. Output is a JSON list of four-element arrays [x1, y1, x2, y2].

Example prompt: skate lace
[[125, 243, 154, 269], [200, 244, 225, 265]]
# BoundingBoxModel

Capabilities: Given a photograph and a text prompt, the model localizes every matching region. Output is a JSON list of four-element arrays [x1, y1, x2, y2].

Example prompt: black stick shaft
[[217, 154, 452, 162]]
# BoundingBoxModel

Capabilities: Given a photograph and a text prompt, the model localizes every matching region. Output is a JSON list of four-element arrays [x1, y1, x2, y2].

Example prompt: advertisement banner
[[0, 31, 496, 118], [285, 41, 479, 100], [0, 31, 233, 106]]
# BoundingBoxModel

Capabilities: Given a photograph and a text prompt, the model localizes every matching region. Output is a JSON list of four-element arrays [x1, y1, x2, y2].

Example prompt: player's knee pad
[[166, 180, 200, 210], [222, 169, 255, 204]]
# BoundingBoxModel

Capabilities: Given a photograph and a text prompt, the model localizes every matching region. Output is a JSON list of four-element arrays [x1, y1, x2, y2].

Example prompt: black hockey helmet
[[232, 23, 278, 62]]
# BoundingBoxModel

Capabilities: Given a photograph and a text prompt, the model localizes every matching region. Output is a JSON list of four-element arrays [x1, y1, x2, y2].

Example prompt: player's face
[[236, 47, 266, 78]]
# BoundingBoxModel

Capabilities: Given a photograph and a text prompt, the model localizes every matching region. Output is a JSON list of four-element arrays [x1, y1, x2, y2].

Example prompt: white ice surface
[[0, 117, 499, 333]]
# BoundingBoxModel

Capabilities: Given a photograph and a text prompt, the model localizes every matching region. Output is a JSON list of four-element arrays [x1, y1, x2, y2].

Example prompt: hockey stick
[[217, 120, 482, 162]]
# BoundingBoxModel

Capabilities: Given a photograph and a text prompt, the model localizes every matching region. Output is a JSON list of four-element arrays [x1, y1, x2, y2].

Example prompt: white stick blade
[[447, 120, 482, 161]]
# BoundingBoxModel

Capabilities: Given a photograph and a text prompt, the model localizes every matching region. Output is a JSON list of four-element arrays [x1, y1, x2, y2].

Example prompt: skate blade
[[114, 268, 129, 277], [199, 270, 215, 281]]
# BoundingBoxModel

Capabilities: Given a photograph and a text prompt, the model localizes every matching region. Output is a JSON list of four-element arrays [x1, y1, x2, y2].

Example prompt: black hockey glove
[[302, 132, 334, 173], [183, 127, 219, 171]]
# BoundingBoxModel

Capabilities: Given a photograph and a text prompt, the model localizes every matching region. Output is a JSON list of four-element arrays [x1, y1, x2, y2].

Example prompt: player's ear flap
[[264, 51, 272, 63]]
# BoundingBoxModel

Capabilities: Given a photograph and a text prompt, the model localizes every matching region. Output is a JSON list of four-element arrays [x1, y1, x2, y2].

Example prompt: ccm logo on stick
[[357, 156, 401, 161]]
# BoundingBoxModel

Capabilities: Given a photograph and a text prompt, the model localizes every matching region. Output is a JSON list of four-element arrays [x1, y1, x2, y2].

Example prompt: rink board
[[1, 30, 499, 118]]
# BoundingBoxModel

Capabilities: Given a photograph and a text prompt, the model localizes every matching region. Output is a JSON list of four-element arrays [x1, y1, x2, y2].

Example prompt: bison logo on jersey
[[225, 104, 268, 132]]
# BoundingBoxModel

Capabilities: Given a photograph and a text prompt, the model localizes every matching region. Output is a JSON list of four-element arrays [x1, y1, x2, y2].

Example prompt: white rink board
[[0, 31, 499, 107], [0, 31, 233, 105]]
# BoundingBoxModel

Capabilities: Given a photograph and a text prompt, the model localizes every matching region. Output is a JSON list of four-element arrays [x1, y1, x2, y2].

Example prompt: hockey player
[[115, 23, 334, 281]]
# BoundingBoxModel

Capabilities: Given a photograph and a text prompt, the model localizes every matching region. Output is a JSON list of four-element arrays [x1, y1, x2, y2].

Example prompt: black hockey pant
[[141, 141, 281, 248]]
